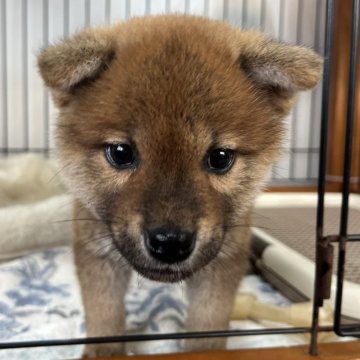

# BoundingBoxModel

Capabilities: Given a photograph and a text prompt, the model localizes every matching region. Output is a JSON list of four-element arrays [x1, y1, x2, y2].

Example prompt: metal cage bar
[[310, 0, 336, 354], [0, 326, 335, 350], [334, 0, 360, 337], [310, 0, 360, 353]]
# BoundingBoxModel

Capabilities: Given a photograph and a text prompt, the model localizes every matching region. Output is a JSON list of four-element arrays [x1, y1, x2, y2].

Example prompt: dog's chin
[[132, 263, 194, 283]]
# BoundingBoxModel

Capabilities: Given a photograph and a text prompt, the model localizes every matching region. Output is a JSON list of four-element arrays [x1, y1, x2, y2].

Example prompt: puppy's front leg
[[184, 231, 249, 351], [74, 203, 131, 358]]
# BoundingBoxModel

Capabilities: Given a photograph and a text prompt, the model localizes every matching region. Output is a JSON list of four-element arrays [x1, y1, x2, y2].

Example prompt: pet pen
[[0, 0, 359, 358]]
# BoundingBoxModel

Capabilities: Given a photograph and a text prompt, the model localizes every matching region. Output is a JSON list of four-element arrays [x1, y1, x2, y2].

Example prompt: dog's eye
[[206, 148, 235, 174], [105, 144, 137, 169]]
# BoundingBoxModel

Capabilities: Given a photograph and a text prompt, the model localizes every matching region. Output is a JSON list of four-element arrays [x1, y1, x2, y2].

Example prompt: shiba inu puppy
[[38, 15, 322, 357]]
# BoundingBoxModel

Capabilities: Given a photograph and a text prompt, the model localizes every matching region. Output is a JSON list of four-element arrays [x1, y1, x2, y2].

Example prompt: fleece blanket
[[0, 246, 316, 360]]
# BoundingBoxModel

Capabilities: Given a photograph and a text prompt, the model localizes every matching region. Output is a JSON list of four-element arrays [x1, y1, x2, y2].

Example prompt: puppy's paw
[[183, 337, 227, 352], [82, 343, 125, 358]]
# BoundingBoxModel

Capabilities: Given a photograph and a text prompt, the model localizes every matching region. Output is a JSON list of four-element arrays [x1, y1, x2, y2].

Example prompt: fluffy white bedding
[[0, 154, 72, 260]]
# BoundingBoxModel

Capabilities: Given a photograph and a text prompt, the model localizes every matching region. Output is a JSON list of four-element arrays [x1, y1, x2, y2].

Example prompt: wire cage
[[311, 0, 360, 352], [0, 0, 359, 357]]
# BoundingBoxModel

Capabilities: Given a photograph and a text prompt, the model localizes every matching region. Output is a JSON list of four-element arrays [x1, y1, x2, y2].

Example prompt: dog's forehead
[[111, 33, 238, 102], [98, 33, 253, 132]]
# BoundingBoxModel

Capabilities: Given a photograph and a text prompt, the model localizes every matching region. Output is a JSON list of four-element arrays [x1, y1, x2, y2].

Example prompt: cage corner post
[[309, 0, 336, 355]]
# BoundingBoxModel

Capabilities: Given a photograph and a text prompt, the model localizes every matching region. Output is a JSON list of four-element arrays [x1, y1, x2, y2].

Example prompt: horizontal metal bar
[[333, 325, 360, 338], [0, 326, 334, 350], [287, 148, 320, 154], [327, 234, 360, 243], [0, 148, 51, 154], [269, 180, 318, 186]]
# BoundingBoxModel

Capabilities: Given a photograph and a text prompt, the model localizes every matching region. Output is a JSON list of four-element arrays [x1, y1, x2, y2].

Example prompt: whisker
[[224, 223, 272, 231], [54, 218, 106, 224], [47, 160, 76, 185]]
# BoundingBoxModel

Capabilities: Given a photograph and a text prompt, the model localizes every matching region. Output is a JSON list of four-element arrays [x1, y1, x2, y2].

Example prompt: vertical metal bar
[[339, 0, 358, 240], [307, 0, 321, 180], [310, 0, 335, 355], [334, 0, 359, 336], [242, 0, 247, 28], [165, 0, 171, 13], [22, 0, 29, 152], [274, 0, 287, 181], [85, 0, 90, 26], [105, 0, 111, 23], [223, 0, 229, 20], [290, 0, 304, 180], [204, 0, 210, 17], [63, 0, 69, 37], [43, 0, 49, 157], [125, 0, 131, 18], [278, 0, 285, 41], [185, 0, 190, 14], [1, 0, 8, 155], [145, 0, 151, 15], [260, 0, 266, 32]]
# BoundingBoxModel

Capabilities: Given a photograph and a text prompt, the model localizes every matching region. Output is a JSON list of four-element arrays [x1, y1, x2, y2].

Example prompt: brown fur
[[38, 15, 322, 357]]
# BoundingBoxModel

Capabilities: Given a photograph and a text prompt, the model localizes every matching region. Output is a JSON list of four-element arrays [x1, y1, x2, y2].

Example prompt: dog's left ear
[[238, 34, 323, 96], [38, 28, 115, 106]]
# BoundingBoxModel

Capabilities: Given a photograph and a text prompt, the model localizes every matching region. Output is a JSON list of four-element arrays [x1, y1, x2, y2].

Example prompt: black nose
[[145, 228, 195, 264]]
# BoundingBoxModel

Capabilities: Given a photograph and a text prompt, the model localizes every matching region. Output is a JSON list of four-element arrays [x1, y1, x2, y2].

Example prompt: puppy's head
[[38, 16, 322, 282]]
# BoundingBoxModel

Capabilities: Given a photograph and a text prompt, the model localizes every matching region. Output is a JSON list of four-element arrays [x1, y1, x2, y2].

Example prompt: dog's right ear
[[38, 28, 115, 106]]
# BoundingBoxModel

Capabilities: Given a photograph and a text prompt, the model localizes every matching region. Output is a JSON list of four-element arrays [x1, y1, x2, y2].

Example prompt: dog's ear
[[38, 28, 115, 106], [238, 33, 323, 97]]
